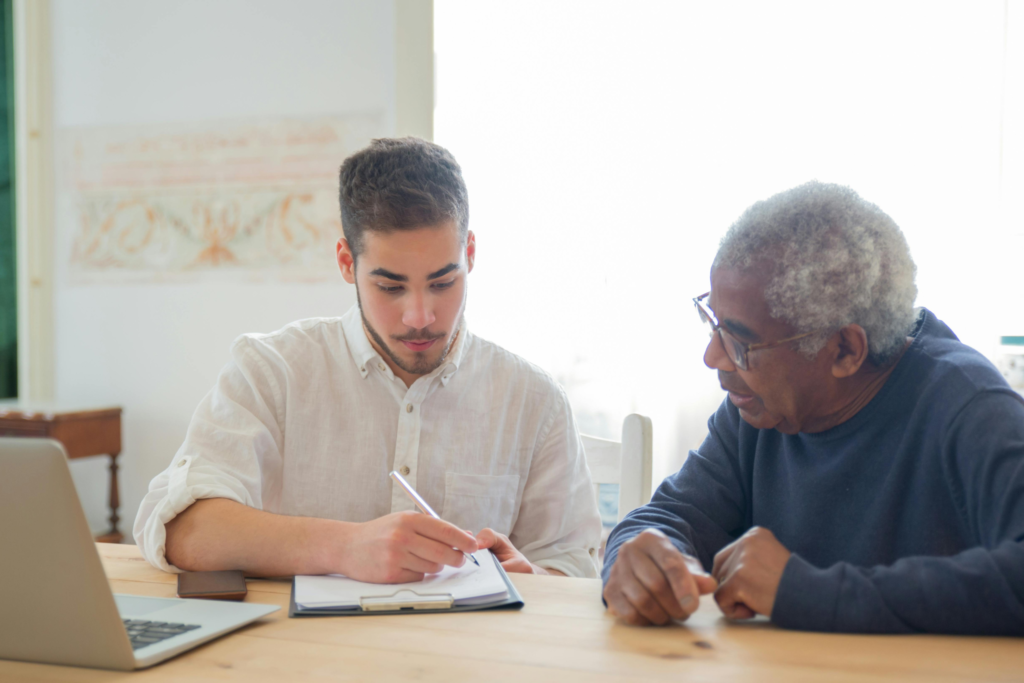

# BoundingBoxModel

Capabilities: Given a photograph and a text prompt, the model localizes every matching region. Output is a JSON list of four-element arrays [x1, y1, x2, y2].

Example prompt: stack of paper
[[294, 549, 509, 611]]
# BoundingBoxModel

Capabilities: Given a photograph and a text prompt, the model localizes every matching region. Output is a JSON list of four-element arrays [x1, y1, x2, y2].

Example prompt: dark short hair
[[338, 137, 469, 258]]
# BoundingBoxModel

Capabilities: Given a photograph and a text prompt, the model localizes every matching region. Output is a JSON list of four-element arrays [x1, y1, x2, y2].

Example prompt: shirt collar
[[341, 305, 470, 386], [438, 318, 469, 386]]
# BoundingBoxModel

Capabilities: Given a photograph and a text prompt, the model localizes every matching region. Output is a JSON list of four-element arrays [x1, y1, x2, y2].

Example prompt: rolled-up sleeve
[[513, 388, 602, 578], [133, 338, 286, 572]]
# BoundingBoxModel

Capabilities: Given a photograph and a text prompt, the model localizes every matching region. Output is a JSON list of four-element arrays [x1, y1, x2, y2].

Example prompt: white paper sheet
[[294, 549, 508, 609]]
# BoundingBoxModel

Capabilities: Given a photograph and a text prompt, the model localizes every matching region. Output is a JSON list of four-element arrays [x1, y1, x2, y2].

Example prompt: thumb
[[694, 572, 718, 594], [683, 555, 718, 593], [475, 528, 498, 548]]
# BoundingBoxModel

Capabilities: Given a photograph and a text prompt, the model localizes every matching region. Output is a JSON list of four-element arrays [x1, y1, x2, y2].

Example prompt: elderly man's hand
[[603, 528, 718, 626], [712, 526, 791, 619]]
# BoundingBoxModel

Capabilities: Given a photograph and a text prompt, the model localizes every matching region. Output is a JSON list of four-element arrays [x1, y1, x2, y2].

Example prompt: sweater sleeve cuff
[[772, 553, 842, 632]]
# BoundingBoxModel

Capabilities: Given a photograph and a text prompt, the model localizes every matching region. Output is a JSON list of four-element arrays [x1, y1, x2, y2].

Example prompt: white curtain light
[[435, 0, 1023, 485]]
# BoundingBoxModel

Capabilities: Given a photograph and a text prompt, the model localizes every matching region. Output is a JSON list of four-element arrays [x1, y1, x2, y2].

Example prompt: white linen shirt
[[134, 305, 602, 577]]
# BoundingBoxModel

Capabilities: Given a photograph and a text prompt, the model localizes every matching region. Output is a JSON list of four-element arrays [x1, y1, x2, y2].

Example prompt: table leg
[[95, 452, 124, 544]]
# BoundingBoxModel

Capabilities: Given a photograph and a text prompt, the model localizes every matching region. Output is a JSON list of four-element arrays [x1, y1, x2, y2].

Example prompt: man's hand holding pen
[[324, 511, 479, 584], [322, 470, 549, 584]]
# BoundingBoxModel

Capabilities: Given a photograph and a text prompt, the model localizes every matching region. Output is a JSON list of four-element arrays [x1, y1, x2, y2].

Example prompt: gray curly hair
[[713, 181, 918, 366]]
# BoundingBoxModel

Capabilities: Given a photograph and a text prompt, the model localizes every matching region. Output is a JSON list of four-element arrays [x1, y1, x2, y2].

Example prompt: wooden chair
[[581, 413, 654, 524]]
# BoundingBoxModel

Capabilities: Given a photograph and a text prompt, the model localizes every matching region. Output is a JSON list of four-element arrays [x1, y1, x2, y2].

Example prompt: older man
[[603, 182, 1024, 634]]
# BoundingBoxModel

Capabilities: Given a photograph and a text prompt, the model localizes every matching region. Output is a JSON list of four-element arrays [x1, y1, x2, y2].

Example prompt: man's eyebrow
[[427, 263, 460, 280], [368, 268, 408, 282], [722, 319, 760, 343]]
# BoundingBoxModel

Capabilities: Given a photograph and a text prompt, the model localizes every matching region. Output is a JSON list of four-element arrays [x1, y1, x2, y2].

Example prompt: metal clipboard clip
[[359, 589, 455, 612]]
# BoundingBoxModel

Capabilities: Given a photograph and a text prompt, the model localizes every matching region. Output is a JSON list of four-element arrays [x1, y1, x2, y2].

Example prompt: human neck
[[800, 340, 910, 434]]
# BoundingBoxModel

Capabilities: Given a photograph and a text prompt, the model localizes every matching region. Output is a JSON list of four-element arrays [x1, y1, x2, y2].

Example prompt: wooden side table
[[0, 404, 124, 543]]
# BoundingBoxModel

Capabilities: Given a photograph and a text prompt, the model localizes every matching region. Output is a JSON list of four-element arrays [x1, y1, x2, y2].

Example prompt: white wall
[[51, 0, 400, 537]]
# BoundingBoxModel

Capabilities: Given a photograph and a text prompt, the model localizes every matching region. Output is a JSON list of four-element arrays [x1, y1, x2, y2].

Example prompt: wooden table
[[0, 403, 124, 543], [1, 544, 1021, 682]]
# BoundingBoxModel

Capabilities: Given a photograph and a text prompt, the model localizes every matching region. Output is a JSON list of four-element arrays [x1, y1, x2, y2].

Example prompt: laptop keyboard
[[123, 619, 202, 650]]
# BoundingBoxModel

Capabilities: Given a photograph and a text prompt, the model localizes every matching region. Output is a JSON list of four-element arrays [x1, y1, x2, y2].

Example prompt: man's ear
[[831, 324, 870, 378], [466, 230, 476, 273], [337, 238, 356, 284]]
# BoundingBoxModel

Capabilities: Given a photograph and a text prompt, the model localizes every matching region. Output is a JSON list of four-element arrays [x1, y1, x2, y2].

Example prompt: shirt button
[[378, 362, 386, 371], [177, 460, 186, 468], [400, 465, 411, 476], [406, 404, 413, 413]]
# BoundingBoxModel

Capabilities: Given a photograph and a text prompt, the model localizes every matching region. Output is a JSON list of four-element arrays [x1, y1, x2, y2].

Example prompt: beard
[[356, 286, 461, 377]]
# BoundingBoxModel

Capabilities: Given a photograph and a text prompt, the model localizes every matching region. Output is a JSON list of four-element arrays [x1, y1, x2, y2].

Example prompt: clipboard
[[288, 550, 525, 617]]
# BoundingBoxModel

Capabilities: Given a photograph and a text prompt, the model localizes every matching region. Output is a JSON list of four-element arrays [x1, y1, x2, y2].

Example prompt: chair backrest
[[581, 413, 653, 523]]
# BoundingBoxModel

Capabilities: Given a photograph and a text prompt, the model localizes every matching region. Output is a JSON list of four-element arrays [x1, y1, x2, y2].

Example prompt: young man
[[134, 137, 601, 582]]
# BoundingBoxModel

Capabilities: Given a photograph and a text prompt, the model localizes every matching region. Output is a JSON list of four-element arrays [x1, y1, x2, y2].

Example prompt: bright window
[[435, 1, 1023, 484]]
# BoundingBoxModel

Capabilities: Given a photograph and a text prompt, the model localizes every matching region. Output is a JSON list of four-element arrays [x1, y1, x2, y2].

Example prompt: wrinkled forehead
[[708, 264, 794, 341]]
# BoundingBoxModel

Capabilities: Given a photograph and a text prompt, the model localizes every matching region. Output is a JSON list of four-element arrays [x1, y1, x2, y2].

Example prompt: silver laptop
[[0, 438, 279, 670]]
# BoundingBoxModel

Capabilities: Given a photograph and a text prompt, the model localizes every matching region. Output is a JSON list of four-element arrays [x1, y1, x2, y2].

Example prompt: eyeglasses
[[693, 292, 819, 371]]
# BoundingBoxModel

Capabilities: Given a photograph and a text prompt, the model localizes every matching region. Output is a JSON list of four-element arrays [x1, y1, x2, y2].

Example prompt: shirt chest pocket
[[441, 473, 521, 536]]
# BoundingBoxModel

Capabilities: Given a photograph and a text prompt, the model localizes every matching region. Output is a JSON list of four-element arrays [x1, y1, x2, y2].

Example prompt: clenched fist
[[603, 529, 718, 625], [712, 526, 791, 619]]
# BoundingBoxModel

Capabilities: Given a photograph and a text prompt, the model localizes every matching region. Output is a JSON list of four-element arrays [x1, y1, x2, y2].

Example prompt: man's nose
[[704, 331, 737, 371], [402, 291, 436, 330]]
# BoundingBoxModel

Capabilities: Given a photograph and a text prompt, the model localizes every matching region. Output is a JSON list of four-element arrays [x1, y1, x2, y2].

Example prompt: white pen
[[389, 470, 480, 567]]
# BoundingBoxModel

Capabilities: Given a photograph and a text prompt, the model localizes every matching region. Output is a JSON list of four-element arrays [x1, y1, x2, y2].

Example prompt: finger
[[387, 568, 426, 583], [712, 538, 739, 581], [643, 543, 701, 615], [681, 555, 719, 595], [714, 576, 748, 619], [627, 551, 689, 621], [398, 552, 446, 575], [714, 584, 735, 617], [474, 528, 497, 548], [499, 558, 532, 574], [732, 603, 756, 619], [414, 516, 479, 553], [720, 542, 748, 585], [476, 528, 512, 553], [720, 601, 753, 620], [620, 577, 672, 625], [693, 572, 719, 594], [407, 534, 467, 568], [604, 583, 649, 626], [483, 531, 523, 563], [683, 554, 715, 583], [604, 551, 656, 626]]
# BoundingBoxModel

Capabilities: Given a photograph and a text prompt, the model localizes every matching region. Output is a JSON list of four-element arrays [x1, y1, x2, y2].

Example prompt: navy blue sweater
[[604, 310, 1024, 634]]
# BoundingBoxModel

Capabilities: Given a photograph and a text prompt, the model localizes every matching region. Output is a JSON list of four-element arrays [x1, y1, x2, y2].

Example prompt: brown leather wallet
[[176, 570, 248, 601]]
